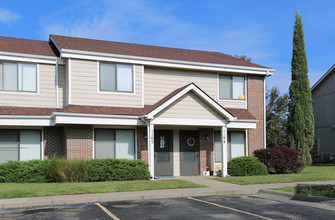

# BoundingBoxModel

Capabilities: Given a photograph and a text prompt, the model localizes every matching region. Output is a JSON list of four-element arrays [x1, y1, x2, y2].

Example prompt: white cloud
[[0, 8, 20, 24]]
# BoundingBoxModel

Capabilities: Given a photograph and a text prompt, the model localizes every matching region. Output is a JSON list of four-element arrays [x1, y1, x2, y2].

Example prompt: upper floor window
[[0, 62, 37, 92], [100, 63, 133, 92], [219, 74, 245, 100]]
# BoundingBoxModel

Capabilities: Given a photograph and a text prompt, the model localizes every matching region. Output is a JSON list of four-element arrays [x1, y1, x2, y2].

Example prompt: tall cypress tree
[[287, 11, 314, 166]]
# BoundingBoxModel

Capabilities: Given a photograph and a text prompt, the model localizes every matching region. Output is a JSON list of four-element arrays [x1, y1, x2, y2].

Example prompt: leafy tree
[[266, 87, 289, 148], [233, 54, 252, 62], [287, 11, 314, 166]]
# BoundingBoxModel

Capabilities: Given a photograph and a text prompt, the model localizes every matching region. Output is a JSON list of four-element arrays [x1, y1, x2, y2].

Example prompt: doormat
[[158, 176, 176, 179]]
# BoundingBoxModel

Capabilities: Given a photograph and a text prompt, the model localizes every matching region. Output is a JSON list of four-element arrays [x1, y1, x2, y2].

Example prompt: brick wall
[[199, 128, 214, 173], [64, 125, 93, 159], [247, 75, 265, 155], [43, 126, 65, 158], [137, 126, 148, 164]]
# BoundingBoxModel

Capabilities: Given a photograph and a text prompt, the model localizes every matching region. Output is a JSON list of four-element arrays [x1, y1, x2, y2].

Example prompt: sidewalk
[[1, 176, 335, 210]]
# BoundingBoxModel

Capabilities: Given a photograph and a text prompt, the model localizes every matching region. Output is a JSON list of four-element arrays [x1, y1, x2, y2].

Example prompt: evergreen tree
[[287, 11, 314, 166], [266, 87, 289, 148]]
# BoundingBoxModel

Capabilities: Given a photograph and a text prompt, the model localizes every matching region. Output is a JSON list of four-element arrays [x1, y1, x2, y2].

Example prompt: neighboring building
[[311, 64, 335, 162], [0, 35, 274, 177]]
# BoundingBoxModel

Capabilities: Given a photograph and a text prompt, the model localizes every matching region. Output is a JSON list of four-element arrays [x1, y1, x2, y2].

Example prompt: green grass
[[211, 165, 335, 185], [273, 185, 335, 199], [0, 179, 205, 199]]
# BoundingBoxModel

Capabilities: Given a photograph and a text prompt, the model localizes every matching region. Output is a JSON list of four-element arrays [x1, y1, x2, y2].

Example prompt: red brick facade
[[199, 128, 214, 173], [137, 126, 148, 163], [247, 75, 265, 155], [43, 126, 65, 159], [64, 125, 93, 159]]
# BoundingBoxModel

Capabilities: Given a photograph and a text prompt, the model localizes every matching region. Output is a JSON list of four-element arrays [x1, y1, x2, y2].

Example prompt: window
[[0, 62, 37, 92], [214, 131, 246, 162], [0, 130, 41, 163], [100, 63, 133, 92], [95, 129, 135, 159], [219, 75, 245, 100]]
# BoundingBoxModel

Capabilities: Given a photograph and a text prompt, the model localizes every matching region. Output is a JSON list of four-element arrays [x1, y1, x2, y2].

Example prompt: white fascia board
[[227, 120, 257, 129], [52, 112, 139, 119], [0, 52, 57, 64], [311, 64, 335, 91], [0, 116, 53, 126], [152, 118, 226, 126], [54, 115, 143, 125], [60, 49, 274, 75], [146, 84, 234, 121]]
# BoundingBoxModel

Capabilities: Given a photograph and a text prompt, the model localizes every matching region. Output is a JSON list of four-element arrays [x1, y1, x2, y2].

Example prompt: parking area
[[1, 195, 335, 219]]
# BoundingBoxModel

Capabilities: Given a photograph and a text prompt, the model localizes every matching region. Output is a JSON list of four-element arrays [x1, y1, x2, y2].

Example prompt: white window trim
[[0, 62, 39, 94], [97, 61, 136, 95], [217, 73, 247, 102], [93, 126, 137, 160]]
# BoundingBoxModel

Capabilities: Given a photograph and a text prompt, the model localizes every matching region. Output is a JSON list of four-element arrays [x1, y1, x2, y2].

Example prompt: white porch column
[[147, 120, 155, 179], [221, 124, 228, 177]]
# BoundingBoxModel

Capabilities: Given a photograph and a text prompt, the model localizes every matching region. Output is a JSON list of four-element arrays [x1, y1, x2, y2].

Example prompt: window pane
[[4, 63, 17, 91], [115, 130, 135, 159], [95, 129, 115, 159], [117, 64, 133, 92], [0, 63, 3, 90], [100, 63, 116, 91], [219, 75, 231, 99], [233, 76, 245, 99], [0, 130, 18, 163], [20, 64, 36, 92], [19, 130, 41, 161], [230, 132, 245, 159], [214, 131, 222, 163]]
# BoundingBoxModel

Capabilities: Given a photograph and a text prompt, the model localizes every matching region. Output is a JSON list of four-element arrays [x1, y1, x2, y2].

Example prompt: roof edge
[[311, 64, 335, 91]]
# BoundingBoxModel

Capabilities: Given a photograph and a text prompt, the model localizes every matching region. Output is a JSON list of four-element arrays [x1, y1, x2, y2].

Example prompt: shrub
[[228, 156, 268, 176], [85, 159, 150, 182], [46, 157, 88, 183], [0, 160, 49, 183], [254, 146, 303, 174]]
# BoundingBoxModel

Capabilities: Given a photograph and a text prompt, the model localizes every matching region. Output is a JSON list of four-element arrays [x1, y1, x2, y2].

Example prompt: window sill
[[98, 90, 136, 95]]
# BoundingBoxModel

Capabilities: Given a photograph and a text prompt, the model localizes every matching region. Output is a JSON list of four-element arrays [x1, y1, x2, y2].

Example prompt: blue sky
[[1, 0, 334, 93]]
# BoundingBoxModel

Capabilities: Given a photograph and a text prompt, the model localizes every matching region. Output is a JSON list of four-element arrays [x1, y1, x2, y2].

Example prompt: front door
[[180, 130, 200, 176], [154, 130, 173, 176]]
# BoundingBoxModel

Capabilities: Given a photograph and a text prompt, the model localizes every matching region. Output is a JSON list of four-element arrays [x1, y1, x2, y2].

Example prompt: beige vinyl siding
[[144, 67, 247, 109], [0, 63, 56, 108], [156, 92, 223, 120], [70, 59, 142, 107], [58, 65, 66, 108]]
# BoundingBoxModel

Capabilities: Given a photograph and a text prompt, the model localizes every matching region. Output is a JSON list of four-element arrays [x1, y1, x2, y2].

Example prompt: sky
[[1, 0, 334, 93]]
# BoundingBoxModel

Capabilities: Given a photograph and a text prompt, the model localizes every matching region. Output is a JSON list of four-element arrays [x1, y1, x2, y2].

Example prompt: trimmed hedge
[[0, 160, 49, 183], [85, 159, 150, 182], [254, 146, 303, 174], [228, 156, 268, 176], [0, 158, 150, 183]]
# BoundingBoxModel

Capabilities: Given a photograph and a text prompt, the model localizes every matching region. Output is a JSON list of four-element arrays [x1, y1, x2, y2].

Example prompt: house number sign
[[160, 136, 166, 148], [187, 137, 196, 147]]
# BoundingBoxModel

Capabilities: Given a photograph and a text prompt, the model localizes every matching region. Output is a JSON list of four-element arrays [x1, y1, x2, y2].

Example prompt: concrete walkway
[[1, 176, 335, 210]]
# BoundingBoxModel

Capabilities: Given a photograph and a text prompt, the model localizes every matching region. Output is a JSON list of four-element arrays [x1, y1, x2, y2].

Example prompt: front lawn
[[0, 179, 205, 199], [273, 185, 335, 199], [211, 165, 335, 185]]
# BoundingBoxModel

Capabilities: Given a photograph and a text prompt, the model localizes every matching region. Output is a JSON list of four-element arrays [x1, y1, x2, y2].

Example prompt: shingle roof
[[0, 107, 56, 115], [0, 36, 56, 57], [50, 35, 268, 69]]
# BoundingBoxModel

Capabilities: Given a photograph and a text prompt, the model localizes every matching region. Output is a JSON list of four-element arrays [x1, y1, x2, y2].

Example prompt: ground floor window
[[0, 129, 41, 163], [214, 131, 246, 162], [94, 129, 135, 159]]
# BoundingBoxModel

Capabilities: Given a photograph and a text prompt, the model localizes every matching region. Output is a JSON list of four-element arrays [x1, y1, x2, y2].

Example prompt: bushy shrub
[[228, 156, 268, 176], [0, 160, 49, 183], [254, 146, 303, 174], [85, 159, 150, 182], [46, 157, 88, 183]]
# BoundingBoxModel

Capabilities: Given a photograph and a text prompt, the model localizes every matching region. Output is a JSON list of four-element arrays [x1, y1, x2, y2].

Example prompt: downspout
[[56, 58, 59, 109], [264, 70, 270, 149]]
